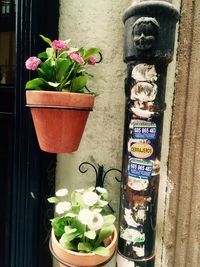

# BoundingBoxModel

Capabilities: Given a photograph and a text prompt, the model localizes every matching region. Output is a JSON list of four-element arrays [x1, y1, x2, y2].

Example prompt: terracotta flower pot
[[26, 90, 95, 153], [50, 228, 117, 267]]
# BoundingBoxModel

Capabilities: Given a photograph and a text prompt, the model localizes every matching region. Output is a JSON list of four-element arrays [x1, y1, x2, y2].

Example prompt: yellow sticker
[[130, 142, 153, 159]]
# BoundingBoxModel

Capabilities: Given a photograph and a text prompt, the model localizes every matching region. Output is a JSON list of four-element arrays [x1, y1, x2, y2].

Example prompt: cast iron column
[[117, 1, 179, 266]]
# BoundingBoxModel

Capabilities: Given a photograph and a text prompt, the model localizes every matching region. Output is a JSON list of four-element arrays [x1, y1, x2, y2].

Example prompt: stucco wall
[[56, 1, 180, 266], [56, 1, 130, 266]]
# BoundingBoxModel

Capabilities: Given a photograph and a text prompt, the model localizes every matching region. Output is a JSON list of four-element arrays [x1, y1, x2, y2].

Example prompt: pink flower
[[25, 56, 41, 71], [52, 40, 69, 50], [88, 56, 96, 65], [70, 52, 85, 65]]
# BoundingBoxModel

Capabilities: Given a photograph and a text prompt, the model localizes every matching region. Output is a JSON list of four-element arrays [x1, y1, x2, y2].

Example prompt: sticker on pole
[[128, 158, 153, 179], [130, 120, 157, 140], [117, 253, 136, 267], [130, 141, 154, 159]]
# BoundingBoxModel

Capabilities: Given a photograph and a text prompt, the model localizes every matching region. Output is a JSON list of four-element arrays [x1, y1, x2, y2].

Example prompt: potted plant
[[25, 35, 100, 153], [48, 186, 117, 267]]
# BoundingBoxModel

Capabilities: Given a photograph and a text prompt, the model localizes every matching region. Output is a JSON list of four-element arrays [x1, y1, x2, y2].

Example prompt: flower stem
[[57, 62, 76, 91]]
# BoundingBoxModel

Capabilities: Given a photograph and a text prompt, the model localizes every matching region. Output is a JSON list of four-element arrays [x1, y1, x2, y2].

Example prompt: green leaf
[[71, 191, 77, 206], [68, 47, 79, 54], [101, 192, 108, 201], [78, 242, 93, 252], [40, 58, 55, 82], [60, 231, 80, 243], [103, 215, 116, 226], [78, 47, 85, 57], [58, 51, 69, 58], [47, 82, 60, 88], [84, 48, 100, 59], [65, 212, 77, 218], [70, 191, 85, 208], [92, 208, 102, 213], [97, 200, 108, 207], [25, 78, 46, 90], [71, 206, 80, 216], [37, 52, 48, 59], [39, 34, 52, 47], [71, 191, 81, 206], [37, 68, 46, 79], [71, 218, 85, 235], [47, 197, 60, 203], [70, 75, 87, 92], [56, 58, 71, 82], [59, 239, 77, 251], [64, 226, 77, 234], [94, 225, 114, 247], [92, 247, 109, 256], [46, 47, 55, 58], [51, 217, 68, 237], [85, 230, 96, 240]]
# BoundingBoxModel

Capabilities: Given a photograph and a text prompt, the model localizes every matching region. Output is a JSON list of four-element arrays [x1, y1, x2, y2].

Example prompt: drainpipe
[[117, 1, 179, 266]]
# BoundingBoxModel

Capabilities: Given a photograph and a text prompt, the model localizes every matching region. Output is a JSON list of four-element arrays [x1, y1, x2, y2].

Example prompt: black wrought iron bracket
[[79, 162, 121, 188], [79, 162, 122, 213]]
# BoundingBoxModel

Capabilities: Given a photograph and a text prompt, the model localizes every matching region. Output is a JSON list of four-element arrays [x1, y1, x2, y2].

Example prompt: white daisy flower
[[78, 209, 94, 225], [55, 201, 71, 214], [83, 191, 99, 206], [55, 188, 68, 197], [87, 212, 104, 231], [96, 187, 107, 194]]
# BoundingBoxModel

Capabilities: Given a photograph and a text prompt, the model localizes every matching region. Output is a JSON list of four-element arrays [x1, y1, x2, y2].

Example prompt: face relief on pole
[[117, 1, 179, 267]]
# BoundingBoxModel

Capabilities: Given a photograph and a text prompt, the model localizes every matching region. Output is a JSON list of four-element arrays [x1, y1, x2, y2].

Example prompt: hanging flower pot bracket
[[26, 104, 93, 111]]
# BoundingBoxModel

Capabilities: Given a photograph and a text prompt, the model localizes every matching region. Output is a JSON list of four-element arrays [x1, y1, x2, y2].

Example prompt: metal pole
[[117, 1, 179, 266]]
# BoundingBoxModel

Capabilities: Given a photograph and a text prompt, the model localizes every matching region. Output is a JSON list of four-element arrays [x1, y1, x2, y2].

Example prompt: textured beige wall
[[56, 1, 129, 266], [163, 0, 200, 266], [155, 1, 181, 267], [57, 0, 130, 207], [56, 1, 180, 267]]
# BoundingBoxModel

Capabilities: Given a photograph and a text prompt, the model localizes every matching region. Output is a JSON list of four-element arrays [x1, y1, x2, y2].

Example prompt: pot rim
[[26, 90, 95, 109], [26, 90, 95, 97], [51, 226, 118, 257], [49, 239, 116, 267]]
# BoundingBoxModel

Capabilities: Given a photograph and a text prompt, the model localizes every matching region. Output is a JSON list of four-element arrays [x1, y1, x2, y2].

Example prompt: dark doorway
[[0, 0, 59, 266]]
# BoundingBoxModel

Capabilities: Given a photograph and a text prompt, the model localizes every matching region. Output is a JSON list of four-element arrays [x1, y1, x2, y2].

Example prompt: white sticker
[[124, 208, 141, 228], [128, 176, 149, 191], [116, 253, 135, 267], [131, 82, 157, 102], [132, 64, 157, 82], [120, 227, 145, 244]]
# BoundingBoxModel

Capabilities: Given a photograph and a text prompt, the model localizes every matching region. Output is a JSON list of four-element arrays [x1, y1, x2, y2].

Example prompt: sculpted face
[[133, 19, 159, 51]]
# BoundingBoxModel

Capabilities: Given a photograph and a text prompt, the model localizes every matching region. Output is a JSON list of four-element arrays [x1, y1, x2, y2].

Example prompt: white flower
[[87, 212, 104, 231], [78, 209, 94, 225], [55, 201, 71, 214], [83, 191, 99, 206], [55, 188, 68, 197], [96, 187, 107, 194]]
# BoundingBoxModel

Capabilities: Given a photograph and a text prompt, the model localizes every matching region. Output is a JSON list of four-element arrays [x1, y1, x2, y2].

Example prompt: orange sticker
[[130, 142, 153, 159]]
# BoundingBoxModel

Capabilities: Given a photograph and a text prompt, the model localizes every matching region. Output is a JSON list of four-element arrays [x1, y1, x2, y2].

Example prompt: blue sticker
[[130, 121, 157, 140], [128, 158, 153, 179]]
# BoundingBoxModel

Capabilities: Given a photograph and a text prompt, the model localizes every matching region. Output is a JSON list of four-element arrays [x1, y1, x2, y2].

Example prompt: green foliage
[[48, 187, 116, 256], [92, 246, 110, 256], [25, 35, 100, 93]]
